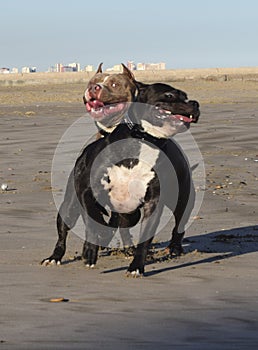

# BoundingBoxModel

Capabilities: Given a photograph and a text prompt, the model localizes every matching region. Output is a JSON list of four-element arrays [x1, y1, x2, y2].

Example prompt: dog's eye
[[165, 93, 175, 99], [112, 83, 117, 88]]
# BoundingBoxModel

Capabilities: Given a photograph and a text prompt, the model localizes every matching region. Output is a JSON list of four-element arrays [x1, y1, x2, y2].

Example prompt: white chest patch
[[101, 143, 160, 213]]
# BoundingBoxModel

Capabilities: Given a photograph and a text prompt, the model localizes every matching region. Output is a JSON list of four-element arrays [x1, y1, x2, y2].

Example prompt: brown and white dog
[[83, 62, 137, 134]]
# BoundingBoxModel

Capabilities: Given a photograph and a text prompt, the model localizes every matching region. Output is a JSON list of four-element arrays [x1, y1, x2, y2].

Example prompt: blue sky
[[1, 0, 258, 71]]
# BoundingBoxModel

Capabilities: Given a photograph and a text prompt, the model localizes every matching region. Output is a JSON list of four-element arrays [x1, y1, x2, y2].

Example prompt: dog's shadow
[[102, 225, 258, 276]]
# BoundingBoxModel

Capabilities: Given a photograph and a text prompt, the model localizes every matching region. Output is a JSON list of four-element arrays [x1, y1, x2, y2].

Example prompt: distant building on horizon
[[136, 62, 166, 71], [53, 62, 80, 72], [146, 62, 166, 70], [55, 63, 63, 72], [68, 62, 80, 72], [0, 67, 10, 74], [127, 61, 136, 70], [62, 66, 74, 72], [106, 64, 121, 72], [42, 60, 167, 73], [21, 66, 36, 73], [136, 62, 145, 71], [84, 65, 94, 72]]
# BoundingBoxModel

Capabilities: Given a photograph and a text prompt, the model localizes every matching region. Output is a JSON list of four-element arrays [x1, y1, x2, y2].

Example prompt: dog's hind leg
[[41, 171, 80, 266], [167, 180, 195, 257]]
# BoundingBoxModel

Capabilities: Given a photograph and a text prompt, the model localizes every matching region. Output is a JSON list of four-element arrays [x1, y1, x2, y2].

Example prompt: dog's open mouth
[[153, 107, 197, 124], [86, 99, 127, 121]]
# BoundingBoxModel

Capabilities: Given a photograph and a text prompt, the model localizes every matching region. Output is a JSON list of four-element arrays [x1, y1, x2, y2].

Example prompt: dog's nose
[[93, 84, 102, 92], [88, 84, 102, 98], [189, 100, 199, 109]]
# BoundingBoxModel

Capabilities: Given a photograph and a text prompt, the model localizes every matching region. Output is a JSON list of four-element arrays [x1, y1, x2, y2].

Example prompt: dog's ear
[[96, 62, 103, 73], [134, 81, 149, 102], [121, 63, 135, 81], [135, 81, 148, 91]]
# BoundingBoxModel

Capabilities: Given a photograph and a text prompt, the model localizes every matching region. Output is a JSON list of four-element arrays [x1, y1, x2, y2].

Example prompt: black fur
[[42, 76, 200, 276], [42, 122, 195, 275]]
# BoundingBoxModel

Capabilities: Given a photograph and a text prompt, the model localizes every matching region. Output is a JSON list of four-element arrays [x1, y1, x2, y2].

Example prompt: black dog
[[42, 66, 200, 276], [134, 81, 199, 133]]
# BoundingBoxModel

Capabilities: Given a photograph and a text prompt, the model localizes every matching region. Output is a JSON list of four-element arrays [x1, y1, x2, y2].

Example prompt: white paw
[[126, 269, 143, 278], [41, 259, 61, 266], [85, 264, 95, 269]]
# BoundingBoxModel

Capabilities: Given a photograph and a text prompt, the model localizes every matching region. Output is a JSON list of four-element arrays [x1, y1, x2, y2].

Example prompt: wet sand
[[0, 77, 258, 349]]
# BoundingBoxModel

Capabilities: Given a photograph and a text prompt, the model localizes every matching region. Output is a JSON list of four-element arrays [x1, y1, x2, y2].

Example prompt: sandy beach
[[0, 70, 258, 349]]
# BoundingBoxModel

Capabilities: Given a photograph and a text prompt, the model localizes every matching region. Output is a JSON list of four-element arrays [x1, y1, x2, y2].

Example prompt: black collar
[[123, 112, 134, 130], [98, 112, 134, 137], [97, 115, 169, 148]]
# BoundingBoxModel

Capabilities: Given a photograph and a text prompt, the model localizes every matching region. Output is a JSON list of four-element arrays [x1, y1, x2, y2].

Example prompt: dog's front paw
[[82, 242, 99, 268], [126, 259, 144, 278], [41, 246, 65, 266], [126, 269, 143, 278], [41, 257, 62, 266]]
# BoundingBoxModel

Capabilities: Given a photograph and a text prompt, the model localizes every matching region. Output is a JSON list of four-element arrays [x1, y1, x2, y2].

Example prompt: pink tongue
[[173, 114, 193, 123], [86, 100, 104, 111]]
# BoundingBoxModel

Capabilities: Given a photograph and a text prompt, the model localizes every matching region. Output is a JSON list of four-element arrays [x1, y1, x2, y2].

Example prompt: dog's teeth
[[180, 117, 184, 121], [91, 107, 103, 113], [190, 115, 193, 119], [165, 110, 171, 114]]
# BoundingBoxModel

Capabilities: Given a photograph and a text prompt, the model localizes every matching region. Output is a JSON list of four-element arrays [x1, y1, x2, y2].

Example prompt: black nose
[[189, 100, 199, 109]]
